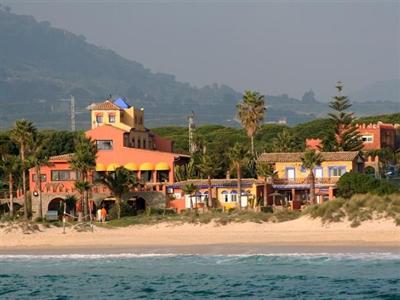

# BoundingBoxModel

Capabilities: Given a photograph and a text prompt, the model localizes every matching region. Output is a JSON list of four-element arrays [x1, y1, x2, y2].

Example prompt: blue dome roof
[[113, 98, 131, 109]]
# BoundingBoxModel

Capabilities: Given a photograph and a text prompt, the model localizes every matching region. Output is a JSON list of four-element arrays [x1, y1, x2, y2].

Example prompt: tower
[[188, 111, 196, 154], [70, 95, 76, 131]]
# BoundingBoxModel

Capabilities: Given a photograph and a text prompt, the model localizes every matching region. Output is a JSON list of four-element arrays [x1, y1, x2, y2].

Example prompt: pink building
[[29, 98, 189, 218]]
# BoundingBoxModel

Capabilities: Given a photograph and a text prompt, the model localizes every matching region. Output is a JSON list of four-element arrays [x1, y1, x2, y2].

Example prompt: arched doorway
[[47, 197, 64, 220], [135, 197, 146, 211]]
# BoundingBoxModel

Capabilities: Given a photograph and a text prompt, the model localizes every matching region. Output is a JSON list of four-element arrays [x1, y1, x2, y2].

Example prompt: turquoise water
[[0, 253, 399, 299]]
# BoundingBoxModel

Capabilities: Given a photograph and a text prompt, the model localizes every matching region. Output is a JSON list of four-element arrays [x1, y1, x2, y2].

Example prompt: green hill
[[0, 7, 398, 129]]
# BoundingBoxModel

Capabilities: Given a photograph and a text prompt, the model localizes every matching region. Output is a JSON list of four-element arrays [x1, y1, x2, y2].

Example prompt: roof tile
[[49, 153, 74, 161], [91, 100, 121, 111], [259, 151, 361, 163]]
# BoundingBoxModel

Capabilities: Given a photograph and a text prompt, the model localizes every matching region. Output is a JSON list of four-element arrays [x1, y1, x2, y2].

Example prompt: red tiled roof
[[259, 152, 361, 163], [171, 178, 262, 188], [49, 153, 74, 161], [91, 100, 121, 111]]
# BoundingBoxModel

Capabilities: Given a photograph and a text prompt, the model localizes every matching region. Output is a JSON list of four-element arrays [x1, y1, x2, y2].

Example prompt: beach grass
[[303, 193, 400, 227], [96, 208, 301, 228], [1, 194, 399, 230]]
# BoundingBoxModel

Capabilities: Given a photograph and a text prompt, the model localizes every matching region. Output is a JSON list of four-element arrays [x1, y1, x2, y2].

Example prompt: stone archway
[[125, 191, 166, 209], [48, 197, 64, 211], [365, 166, 377, 177]]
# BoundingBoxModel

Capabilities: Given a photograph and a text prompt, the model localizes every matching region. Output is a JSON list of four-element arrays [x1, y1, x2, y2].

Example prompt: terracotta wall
[[153, 134, 173, 152]]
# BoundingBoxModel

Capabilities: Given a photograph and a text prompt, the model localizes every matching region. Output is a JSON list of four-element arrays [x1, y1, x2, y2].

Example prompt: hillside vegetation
[[0, 7, 398, 129], [153, 113, 400, 154]]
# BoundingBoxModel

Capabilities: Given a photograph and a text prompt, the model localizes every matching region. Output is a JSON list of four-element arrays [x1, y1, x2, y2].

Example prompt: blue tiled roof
[[113, 98, 131, 109]]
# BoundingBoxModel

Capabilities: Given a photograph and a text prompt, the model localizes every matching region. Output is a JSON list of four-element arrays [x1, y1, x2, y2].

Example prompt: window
[[231, 191, 238, 202], [141, 171, 152, 182], [222, 191, 229, 202], [109, 114, 116, 123], [96, 114, 103, 123], [362, 135, 373, 143], [314, 167, 323, 178], [96, 140, 113, 150], [157, 171, 169, 182], [329, 166, 346, 177], [51, 170, 78, 181], [286, 167, 295, 180], [32, 174, 47, 183]]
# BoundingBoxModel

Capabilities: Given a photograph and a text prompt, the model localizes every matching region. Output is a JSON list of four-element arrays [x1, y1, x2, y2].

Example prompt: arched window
[[96, 113, 103, 123], [230, 190, 238, 202], [108, 113, 116, 123], [221, 190, 229, 203]]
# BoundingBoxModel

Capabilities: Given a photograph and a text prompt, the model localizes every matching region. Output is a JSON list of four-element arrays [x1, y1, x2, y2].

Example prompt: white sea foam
[[0, 252, 399, 261]]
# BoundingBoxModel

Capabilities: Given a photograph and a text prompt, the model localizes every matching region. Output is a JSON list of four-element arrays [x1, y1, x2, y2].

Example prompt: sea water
[[0, 253, 399, 299]]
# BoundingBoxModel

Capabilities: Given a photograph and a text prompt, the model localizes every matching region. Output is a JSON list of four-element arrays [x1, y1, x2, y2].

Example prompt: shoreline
[[1, 217, 399, 255], [1, 243, 400, 256]]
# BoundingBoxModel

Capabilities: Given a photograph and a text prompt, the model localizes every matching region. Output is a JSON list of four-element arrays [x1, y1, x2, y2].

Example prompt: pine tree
[[328, 82, 363, 151]]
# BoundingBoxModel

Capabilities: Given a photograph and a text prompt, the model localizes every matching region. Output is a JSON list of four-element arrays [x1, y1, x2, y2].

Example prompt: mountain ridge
[[0, 8, 398, 129]]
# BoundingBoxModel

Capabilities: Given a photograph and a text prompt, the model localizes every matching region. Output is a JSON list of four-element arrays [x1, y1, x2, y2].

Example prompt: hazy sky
[[5, 0, 400, 101]]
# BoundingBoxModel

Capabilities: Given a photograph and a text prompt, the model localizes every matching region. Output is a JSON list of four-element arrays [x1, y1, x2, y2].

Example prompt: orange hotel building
[[28, 98, 189, 217]]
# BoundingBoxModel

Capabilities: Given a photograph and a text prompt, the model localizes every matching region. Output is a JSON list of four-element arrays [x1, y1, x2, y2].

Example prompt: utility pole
[[188, 111, 196, 154], [70, 95, 76, 131]]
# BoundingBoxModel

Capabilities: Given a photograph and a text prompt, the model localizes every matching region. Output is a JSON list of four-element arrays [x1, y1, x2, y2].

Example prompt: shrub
[[261, 206, 273, 213], [337, 172, 379, 198], [337, 172, 398, 198], [373, 181, 398, 196], [109, 202, 135, 220]]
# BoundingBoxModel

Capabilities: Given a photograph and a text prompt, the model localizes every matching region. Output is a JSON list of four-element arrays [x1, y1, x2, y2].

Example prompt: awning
[[95, 163, 107, 172], [140, 162, 154, 171], [155, 162, 170, 171], [124, 163, 138, 171], [107, 163, 121, 171]]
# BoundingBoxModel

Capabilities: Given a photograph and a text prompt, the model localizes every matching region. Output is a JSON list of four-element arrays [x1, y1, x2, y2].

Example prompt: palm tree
[[174, 159, 197, 182], [271, 130, 297, 152], [27, 134, 49, 219], [301, 149, 324, 204], [0, 154, 20, 217], [70, 135, 97, 220], [256, 160, 276, 207], [74, 181, 91, 221], [227, 143, 250, 209], [198, 153, 220, 208], [10, 119, 37, 219], [182, 183, 199, 210], [237, 90, 266, 155], [96, 167, 137, 219]]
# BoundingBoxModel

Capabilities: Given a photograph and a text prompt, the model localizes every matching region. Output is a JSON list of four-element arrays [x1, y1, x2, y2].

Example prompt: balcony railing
[[273, 177, 339, 185]]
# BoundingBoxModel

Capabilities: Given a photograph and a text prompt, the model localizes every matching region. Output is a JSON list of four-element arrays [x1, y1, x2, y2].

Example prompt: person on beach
[[101, 207, 107, 222], [97, 208, 102, 222]]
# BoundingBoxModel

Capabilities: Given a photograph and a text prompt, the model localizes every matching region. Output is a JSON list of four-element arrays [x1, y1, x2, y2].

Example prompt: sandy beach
[[0, 217, 399, 254]]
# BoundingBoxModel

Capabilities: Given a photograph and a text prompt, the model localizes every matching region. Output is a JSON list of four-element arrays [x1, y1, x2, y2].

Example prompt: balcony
[[272, 177, 339, 185]]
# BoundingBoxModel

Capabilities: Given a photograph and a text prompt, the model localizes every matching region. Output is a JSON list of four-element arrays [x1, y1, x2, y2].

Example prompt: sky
[[5, 0, 400, 101]]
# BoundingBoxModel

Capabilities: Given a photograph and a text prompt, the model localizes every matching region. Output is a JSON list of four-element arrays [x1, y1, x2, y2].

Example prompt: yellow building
[[90, 98, 144, 131], [167, 179, 262, 211], [258, 151, 364, 207]]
